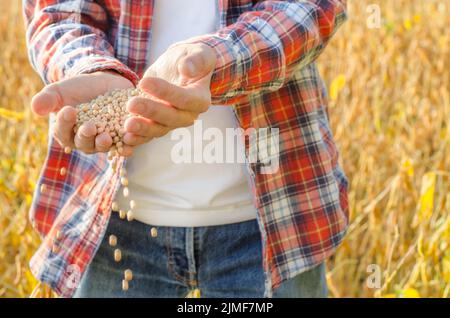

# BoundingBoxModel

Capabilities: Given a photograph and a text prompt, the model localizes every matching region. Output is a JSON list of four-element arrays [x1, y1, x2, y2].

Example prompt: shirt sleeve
[[184, 0, 347, 104], [23, 0, 139, 85]]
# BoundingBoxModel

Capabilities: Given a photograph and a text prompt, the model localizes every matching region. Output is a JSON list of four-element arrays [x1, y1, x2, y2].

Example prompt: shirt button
[[59, 167, 67, 176], [150, 227, 158, 238]]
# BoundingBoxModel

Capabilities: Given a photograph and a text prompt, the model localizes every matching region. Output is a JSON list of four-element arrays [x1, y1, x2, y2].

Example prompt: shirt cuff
[[65, 55, 140, 86], [178, 34, 241, 104]]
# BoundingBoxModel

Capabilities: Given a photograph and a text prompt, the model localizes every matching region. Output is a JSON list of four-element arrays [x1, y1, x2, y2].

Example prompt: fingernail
[[80, 125, 94, 138], [145, 80, 155, 91], [80, 129, 90, 138], [135, 103, 145, 113], [63, 110, 73, 122], [131, 122, 141, 133], [129, 101, 143, 114], [140, 79, 155, 92]]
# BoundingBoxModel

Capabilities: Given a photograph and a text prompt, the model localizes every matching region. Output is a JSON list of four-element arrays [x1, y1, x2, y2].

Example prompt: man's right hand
[[31, 71, 135, 155]]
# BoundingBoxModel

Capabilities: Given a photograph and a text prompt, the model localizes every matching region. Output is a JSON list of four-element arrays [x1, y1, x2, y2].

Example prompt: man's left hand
[[123, 43, 216, 151]]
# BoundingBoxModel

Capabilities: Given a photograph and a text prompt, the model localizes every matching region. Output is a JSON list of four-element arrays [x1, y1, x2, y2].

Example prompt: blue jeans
[[73, 212, 327, 298]]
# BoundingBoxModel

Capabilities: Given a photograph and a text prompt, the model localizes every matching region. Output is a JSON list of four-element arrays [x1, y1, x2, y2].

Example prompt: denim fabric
[[73, 212, 327, 298]]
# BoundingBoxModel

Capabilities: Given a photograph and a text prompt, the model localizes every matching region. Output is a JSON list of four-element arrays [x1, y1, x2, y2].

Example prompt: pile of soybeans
[[74, 88, 143, 158]]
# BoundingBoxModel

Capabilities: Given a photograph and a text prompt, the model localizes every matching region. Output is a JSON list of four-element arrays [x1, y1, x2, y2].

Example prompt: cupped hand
[[31, 71, 134, 155], [123, 43, 216, 150]]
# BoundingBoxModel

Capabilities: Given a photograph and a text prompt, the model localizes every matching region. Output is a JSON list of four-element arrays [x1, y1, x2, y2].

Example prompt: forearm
[[23, 0, 138, 85], [185, 0, 347, 104]]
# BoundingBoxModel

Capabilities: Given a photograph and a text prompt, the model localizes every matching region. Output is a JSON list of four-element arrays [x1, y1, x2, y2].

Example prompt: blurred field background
[[0, 0, 448, 298]]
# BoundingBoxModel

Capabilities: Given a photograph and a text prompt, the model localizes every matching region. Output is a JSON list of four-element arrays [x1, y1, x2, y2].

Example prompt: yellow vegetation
[[0, 0, 448, 297]]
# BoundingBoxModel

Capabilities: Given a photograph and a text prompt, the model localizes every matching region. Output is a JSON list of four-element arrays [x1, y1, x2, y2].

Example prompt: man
[[24, 0, 349, 298]]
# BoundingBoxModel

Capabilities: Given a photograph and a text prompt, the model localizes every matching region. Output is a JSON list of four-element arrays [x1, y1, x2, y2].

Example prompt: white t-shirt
[[116, 0, 256, 227]]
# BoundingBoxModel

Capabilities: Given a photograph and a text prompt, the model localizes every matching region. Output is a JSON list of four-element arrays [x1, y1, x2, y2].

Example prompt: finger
[[122, 133, 152, 147], [124, 116, 170, 138], [54, 106, 76, 148], [32, 83, 64, 116], [178, 46, 216, 80], [95, 132, 113, 153], [74, 122, 97, 153], [138, 77, 209, 113], [127, 96, 196, 128]]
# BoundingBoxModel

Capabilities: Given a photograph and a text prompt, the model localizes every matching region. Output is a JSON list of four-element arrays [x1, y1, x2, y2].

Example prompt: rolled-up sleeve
[[184, 0, 347, 104], [23, 0, 139, 85]]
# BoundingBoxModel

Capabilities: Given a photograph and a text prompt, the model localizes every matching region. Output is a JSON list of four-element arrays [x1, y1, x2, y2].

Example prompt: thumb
[[31, 84, 63, 116], [178, 47, 216, 81]]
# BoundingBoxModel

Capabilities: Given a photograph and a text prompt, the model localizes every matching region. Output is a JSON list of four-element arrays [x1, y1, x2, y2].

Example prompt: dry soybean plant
[[1, 0, 449, 298], [73, 88, 151, 292]]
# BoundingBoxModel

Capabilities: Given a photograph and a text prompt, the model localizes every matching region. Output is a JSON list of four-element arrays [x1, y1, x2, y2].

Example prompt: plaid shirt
[[24, 0, 349, 297]]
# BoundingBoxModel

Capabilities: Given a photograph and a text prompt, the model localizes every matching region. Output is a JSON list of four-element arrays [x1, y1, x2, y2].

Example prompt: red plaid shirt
[[24, 0, 349, 297]]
